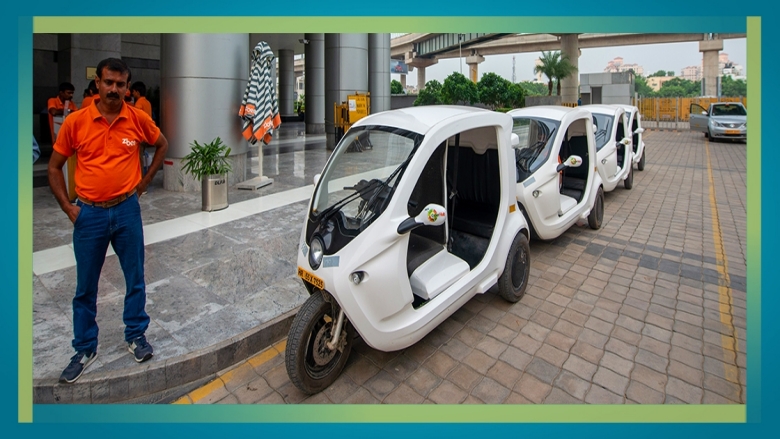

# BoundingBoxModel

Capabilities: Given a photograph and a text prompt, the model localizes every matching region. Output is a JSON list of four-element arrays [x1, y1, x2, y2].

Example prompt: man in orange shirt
[[80, 80, 98, 109], [47, 82, 78, 141], [131, 81, 152, 118], [48, 58, 169, 383]]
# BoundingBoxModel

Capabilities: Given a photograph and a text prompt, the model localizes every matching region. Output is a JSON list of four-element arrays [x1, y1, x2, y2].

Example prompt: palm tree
[[534, 51, 559, 96], [534, 51, 578, 96], [553, 53, 578, 96]]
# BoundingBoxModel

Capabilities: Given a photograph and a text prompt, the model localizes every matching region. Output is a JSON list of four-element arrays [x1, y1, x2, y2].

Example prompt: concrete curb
[[33, 308, 298, 404]]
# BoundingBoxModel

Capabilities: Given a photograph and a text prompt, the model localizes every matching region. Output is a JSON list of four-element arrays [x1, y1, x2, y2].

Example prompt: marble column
[[304, 33, 325, 134], [278, 49, 295, 116], [325, 33, 368, 150], [160, 34, 250, 192], [368, 33, 391, 115]]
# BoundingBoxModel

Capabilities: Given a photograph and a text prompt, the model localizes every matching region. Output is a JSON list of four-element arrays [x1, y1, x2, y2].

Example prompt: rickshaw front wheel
[[498, 231, 531, 303], [285, 291, 354, 394]]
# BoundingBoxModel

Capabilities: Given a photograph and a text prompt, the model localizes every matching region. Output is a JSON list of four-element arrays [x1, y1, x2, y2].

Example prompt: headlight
[[309, 235, 324, 270], [712, 121, 724, 127]]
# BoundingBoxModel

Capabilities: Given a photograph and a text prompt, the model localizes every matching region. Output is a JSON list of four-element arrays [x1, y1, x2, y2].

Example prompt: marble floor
[[32, 122, 331, 379]]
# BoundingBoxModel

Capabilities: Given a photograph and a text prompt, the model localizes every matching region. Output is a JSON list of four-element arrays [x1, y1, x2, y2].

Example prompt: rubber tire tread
[[588, 187, 604, 230], [498, 232, 531, 303], [285, 292, 353, 395]]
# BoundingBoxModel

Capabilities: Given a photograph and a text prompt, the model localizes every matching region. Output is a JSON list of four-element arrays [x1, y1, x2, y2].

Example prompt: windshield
[[592, 113, 614, 151], [512, 116, 560, 182], [711, 104, 746, 116], [311, 126, 421, 231]]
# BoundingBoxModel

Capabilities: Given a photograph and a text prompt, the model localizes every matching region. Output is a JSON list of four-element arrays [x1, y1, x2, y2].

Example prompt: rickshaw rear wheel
[[637, 149, 646, 171], [285, 291, 353, 394], [624, 165, 634, 190], [588, 187, 604, 230], [498, 232, 531, 303]]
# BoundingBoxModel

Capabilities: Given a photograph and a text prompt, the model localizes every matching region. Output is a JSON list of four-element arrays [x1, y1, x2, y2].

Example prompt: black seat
[[448, 147, 500, 240]]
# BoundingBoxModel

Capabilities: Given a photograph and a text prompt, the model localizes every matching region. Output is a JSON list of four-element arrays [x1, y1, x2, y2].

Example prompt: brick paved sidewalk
[[175, 129, 747, 405]]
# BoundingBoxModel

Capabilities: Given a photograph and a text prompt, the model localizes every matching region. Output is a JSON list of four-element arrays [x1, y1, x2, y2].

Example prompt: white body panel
[[508, 106, 603, 241], [615, 104, 646, 167], [298, 106, 529, 352], [581, 104, 634, 192]]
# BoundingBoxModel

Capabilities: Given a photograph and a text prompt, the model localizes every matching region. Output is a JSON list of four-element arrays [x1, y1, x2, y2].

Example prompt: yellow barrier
[[632, 97, 746, 122]]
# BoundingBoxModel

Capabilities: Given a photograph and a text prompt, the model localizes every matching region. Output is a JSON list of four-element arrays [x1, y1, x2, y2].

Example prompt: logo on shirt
[[122, 138, 138, 147]]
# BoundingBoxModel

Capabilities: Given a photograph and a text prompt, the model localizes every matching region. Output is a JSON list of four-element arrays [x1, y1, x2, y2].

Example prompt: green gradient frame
[[23, 16, 756, 424]]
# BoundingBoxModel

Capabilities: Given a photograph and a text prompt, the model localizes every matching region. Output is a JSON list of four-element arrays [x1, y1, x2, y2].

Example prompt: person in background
[[131, 82, 152, 118], [47, 82, 78, 140], [48, 58, 169, 383], [81, 80, 99, 109]]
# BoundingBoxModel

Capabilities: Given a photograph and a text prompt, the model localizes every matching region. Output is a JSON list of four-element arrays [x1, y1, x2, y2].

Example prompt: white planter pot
[[202, 174, 228, 212]]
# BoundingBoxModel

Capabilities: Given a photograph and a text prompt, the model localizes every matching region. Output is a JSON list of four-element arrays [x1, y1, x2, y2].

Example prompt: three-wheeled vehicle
[[581, 104, 635, 191], [616, 104, 647, 171], [286, 106, 532, 394], [507, 106, 605, 240]]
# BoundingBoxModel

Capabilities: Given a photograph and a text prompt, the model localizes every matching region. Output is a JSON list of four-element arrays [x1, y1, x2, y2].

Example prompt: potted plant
[[181, 137, 232, 212]]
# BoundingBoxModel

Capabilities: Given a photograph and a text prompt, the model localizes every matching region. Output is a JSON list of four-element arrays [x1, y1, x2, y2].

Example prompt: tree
[[518, 81, 548, 97], [660, 77, 699, 96], [533, 51, 559, 96], [648, 70, 667, 77], [552, 54, 577, 97], [441, 72, 479, 105], [391, 79, 404, 95], [634, 76, 655, 97], [413, 80, 443, 106], [504, 83, 526, 109], [477, 72, 510, 109], [720, 75, 747, 97], [667, 71, 675, 77]]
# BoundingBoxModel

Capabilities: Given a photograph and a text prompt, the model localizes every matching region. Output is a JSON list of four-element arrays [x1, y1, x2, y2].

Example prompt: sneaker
[[59, 351, 97, 384], [127, 335, 153, 363]]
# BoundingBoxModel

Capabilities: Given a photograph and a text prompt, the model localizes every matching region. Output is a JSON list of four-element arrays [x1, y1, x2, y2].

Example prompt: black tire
[[285, 291, 353, 394], [637, 149, 646, 171], [498, 232, 531, 303], [588, 187, 604, 230], [624, 165, 634, 190], [704, 131, 709, 138]]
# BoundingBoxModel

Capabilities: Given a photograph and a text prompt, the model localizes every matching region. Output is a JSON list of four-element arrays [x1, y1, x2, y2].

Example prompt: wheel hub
[[312, 322, 337, 366]]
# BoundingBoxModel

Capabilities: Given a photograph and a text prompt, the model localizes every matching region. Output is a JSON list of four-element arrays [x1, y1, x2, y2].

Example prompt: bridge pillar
[[404, 52, 437, 90], [699, 38, 723, 96], [465, 52, 484, 83], [560, 34, 580, 104]]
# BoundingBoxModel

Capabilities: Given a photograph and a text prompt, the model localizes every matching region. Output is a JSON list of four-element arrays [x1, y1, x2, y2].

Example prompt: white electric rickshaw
[[285, 106, 532, 394], [581, 104, 635, 192], [507, 106, 605, 241], [616, 104, 647, 171]]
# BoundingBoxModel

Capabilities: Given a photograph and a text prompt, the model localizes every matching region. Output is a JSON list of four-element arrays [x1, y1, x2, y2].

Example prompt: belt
[[78, 189, 137, 208]]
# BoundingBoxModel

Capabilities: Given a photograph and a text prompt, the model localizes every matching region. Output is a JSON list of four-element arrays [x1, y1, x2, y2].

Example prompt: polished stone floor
[[32, 122, 329, 379]]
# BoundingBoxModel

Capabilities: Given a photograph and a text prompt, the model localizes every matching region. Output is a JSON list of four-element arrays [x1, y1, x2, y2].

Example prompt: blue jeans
[[72, 194, 149, 353]]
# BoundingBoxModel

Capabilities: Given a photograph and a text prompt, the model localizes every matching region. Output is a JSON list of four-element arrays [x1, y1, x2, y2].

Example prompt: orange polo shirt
[[134, 96, 153, 118], [53, 100, 161, 202], [47, 97, 79, 138], [81, 95, 94, 109]]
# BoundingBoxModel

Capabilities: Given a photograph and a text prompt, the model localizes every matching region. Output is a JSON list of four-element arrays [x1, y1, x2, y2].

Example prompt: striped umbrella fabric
[[239, 41, 281, 145]]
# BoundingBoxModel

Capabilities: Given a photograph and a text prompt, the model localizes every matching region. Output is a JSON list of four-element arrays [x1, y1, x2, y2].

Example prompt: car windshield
[[711, 104, 747, 116], [311, 126, 421, 230], [592, 113, 615, 151], [512, 116, 559, 182]]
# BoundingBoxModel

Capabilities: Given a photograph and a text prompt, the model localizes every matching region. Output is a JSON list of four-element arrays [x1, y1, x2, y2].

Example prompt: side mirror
[[556, 155, 583, 172], [634, 127, 645, 134], [397, 204, 447, 234], [510, 133, 520, 149], [592, 124, 598, 132], [313, 173, 321, 185], [702, 111, 708, 116]]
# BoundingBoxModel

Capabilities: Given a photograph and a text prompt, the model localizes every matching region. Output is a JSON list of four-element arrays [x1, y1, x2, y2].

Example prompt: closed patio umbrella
[[239, 41, 281, 145]]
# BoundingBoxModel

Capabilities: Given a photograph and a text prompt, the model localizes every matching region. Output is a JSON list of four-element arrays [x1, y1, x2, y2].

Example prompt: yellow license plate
[[725, 129, 740, 135], [298, 267, 324, 290]]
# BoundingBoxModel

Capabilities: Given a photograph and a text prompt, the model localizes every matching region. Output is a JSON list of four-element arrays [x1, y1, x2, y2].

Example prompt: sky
[[392, 38, 747, 87]]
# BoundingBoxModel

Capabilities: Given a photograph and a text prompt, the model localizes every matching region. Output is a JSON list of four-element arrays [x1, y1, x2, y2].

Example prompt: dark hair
[[95, 58, 132, 83], [130, 81, 147, 96], [87, 80, 99, 93], [59, 82, 75, 92]]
